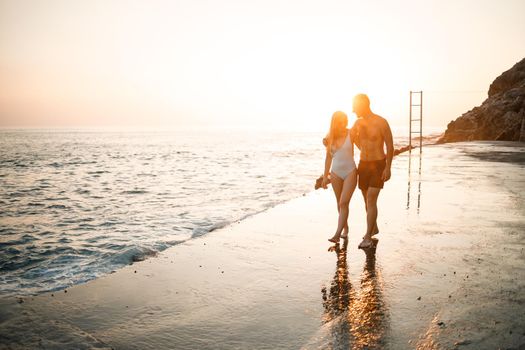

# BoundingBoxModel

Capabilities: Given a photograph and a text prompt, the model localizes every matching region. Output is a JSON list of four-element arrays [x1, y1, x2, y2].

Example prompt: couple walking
[[321, 94, 394, 249]]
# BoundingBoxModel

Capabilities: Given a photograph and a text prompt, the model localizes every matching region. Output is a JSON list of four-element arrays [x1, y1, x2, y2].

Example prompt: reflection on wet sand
[[321, 239, 388, 349], [406, 151, 422, 212]]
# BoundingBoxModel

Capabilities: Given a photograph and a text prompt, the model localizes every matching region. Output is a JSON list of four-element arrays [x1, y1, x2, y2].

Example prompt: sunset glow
[[1, 0, 524, 130]]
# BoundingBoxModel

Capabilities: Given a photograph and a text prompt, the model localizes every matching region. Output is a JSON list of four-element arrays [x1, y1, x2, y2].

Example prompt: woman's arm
[[322, 148, 332, 188]]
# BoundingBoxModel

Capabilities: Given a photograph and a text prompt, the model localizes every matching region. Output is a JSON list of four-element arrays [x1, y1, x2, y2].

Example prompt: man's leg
[[364, 187, 381, 240], [361, 188, 379, 238]]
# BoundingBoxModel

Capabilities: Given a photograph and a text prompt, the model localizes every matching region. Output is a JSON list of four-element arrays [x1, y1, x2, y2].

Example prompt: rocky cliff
[[439, 58, 525, 143]]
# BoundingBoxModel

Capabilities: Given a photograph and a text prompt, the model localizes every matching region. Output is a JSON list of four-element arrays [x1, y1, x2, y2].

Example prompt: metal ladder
[[407, 90, 423, 212], [409, 91, 423, 152]]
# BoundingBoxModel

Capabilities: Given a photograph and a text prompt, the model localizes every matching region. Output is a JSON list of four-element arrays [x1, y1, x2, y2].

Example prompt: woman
[[322, 111, 358, 243]]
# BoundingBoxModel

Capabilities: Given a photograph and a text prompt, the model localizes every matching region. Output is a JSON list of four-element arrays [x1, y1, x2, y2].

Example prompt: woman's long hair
[[326, 111, 348, 151]]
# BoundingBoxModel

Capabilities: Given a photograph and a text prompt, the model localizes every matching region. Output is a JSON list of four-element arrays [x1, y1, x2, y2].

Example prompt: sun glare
[[0, 0, 523, 130]]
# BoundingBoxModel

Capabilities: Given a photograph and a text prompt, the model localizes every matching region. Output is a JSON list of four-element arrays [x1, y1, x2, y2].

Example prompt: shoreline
[[0, 131, 442, 300], [1, 141, 524, 349]]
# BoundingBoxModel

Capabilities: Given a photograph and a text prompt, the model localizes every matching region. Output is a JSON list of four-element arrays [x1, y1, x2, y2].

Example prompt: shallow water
[[0, 129, 431, 297], [1, 141, 522, 350]]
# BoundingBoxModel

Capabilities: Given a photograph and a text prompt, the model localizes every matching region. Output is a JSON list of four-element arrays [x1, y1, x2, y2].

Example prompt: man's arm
[[382, 119, 394, 181], [322, 133, 329, 147], [350, 119, 361, 149]]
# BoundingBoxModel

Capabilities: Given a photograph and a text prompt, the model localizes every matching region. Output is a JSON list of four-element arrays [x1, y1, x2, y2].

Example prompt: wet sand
[[0, 141, 524, 350]]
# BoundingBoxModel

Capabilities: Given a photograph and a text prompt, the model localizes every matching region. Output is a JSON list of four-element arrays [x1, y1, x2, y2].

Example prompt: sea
[[0, 128, 441, 297]]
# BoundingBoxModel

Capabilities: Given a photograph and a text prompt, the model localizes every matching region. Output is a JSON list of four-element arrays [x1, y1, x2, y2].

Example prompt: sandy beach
[[0, 141, 524, 350]]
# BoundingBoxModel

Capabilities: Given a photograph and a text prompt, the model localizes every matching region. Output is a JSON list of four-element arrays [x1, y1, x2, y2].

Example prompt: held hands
[[381, 167, 391, 182]]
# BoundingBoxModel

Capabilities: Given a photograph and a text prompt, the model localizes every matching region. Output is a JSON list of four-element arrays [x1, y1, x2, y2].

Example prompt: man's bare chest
[[359, 123, 382, 143]]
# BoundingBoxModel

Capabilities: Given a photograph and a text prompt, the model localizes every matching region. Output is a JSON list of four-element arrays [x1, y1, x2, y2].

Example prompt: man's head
[[352, 93, 371, 118]]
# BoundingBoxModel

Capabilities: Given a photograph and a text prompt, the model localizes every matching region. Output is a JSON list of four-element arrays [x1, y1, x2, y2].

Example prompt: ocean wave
[[0, 130, 415, 297]]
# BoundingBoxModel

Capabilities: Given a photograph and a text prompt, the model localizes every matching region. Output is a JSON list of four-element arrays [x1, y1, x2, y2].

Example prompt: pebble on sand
[[454, 340, 472, 346]]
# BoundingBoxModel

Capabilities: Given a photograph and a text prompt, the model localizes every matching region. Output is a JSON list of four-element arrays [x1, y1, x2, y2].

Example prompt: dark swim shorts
[[358, 158, 386, 190]]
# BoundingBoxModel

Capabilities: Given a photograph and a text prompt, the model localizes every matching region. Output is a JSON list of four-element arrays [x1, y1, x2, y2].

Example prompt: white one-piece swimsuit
[[330, 132, 357, 180]]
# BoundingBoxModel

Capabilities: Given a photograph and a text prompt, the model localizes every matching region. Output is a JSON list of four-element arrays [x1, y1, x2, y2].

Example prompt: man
[[352, 94, 394, 249]]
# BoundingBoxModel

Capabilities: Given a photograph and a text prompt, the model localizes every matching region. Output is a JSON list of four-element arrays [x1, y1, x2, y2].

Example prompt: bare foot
[[358, 238, 374, 249], [341, 227, 349, 239], [363, 226, 379, 239], [328, 236, 340, 243]]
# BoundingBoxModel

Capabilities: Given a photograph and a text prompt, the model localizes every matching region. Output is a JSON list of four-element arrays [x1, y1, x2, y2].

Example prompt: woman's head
[[326, 111, 348, 149]]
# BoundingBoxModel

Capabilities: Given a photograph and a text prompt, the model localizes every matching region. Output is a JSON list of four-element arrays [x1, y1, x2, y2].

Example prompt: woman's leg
[[331, 173, 349, 236], [329, 170, 357, 242]]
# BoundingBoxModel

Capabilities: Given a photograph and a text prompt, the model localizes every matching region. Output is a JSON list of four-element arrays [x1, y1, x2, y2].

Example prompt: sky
[[1, 0, 524, 131]]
